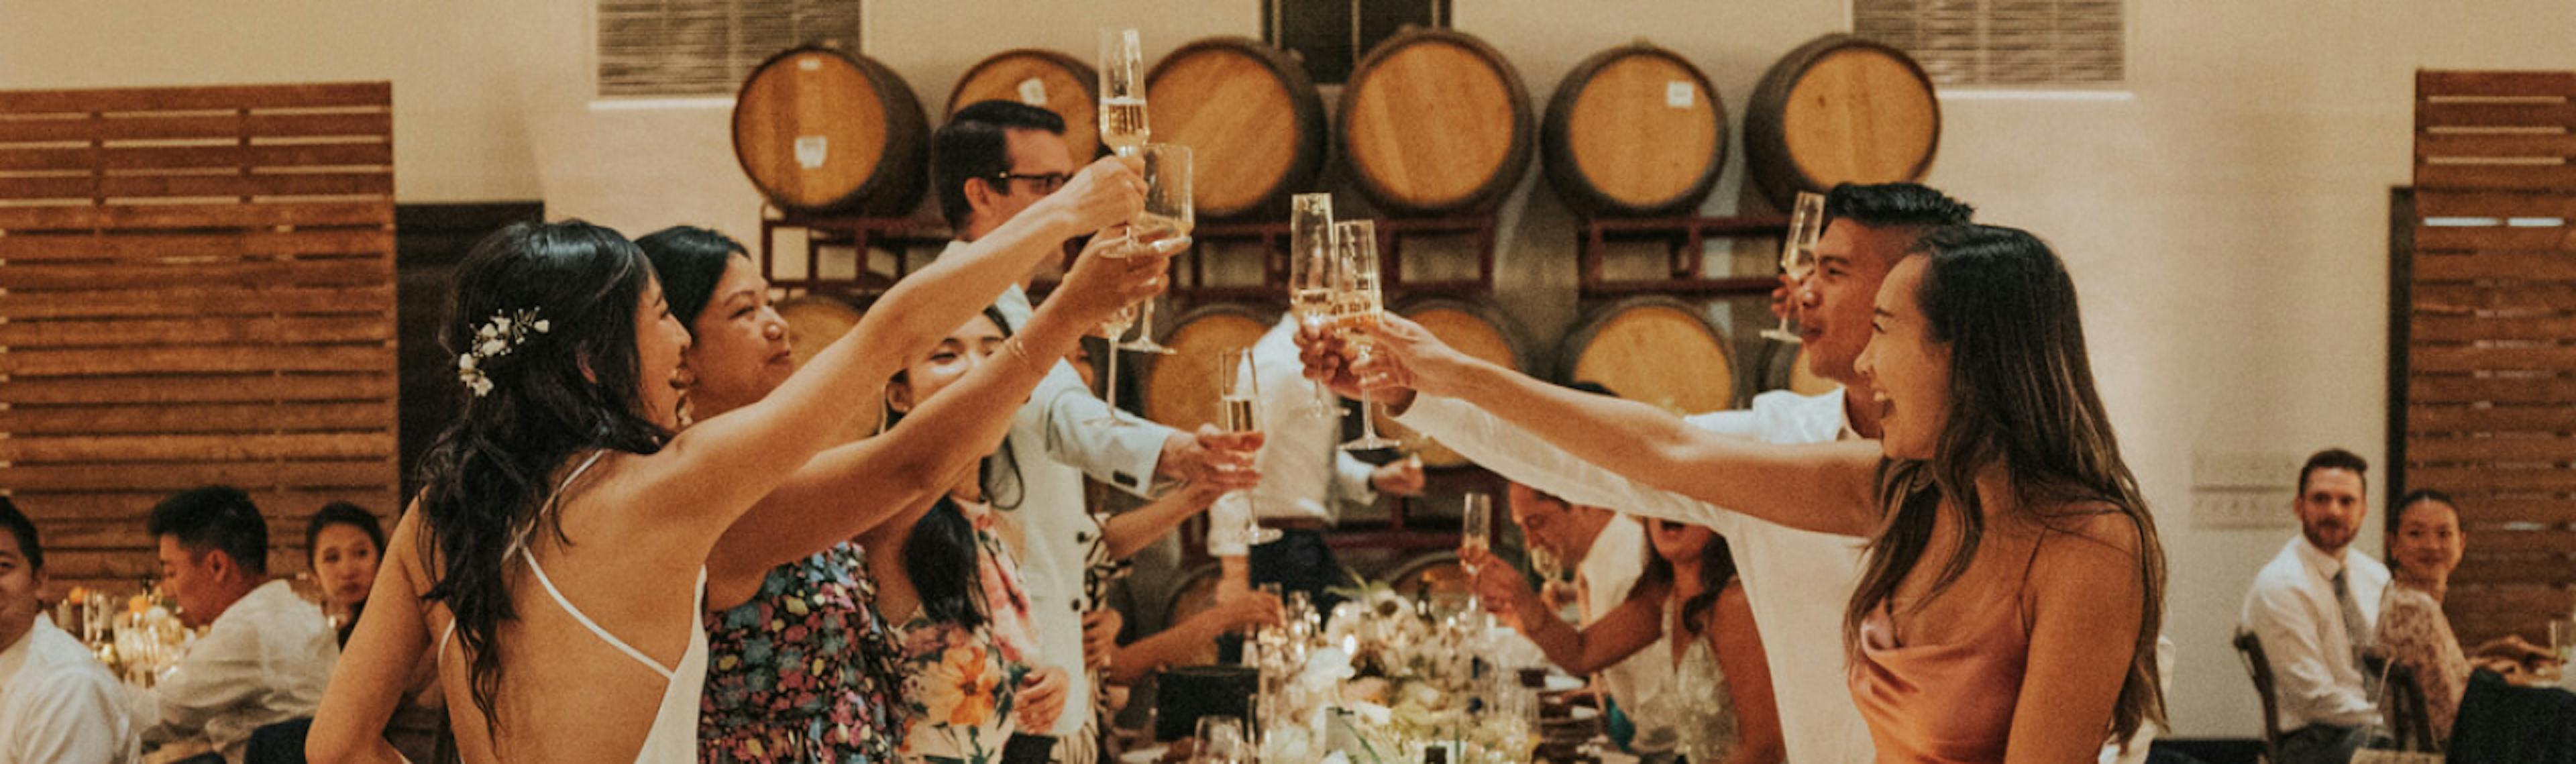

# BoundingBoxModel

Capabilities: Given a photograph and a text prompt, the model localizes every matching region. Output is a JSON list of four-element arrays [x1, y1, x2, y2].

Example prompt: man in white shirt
[[1501, 479, 1658, 722], [930, 100, 1260, 760], [0, 498, 136, 764], [1205, 317, 1424, 609], [135, 486, 337, 764], [2241, 448, 2389, 764]]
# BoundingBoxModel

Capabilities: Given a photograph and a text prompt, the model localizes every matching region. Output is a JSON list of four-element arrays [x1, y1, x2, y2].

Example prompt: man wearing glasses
[[928, 100, 1260, 763]]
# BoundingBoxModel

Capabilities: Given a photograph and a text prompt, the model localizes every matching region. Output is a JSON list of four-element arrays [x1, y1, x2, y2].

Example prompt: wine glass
[[1221, 347, 1282, 547], [1193, 715, 1248, 764], [1334, 219, 1399, 451], [1760, 190, 1826, 343], [1287, 193, 1340, 420], [1098, 28, 1148, 158], [1461, 492, 1493, 612], [1122, 142, 1187, 354]]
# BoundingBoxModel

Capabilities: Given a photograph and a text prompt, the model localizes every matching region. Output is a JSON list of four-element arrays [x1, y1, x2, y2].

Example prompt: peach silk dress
[[1846, 540, 2047, 763]]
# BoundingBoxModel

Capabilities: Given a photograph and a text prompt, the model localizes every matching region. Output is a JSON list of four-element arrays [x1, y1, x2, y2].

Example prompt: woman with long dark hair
[[307, 503, 445, 762], [307, 156, 1143, 764], [1466, 518, 1782, 763], [1328, 224, 2166, 762], [632, 224, 1173, 763]]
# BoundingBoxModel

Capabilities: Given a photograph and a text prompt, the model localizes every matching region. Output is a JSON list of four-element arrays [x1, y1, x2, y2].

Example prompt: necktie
[[2334, 569, 2381, 694]]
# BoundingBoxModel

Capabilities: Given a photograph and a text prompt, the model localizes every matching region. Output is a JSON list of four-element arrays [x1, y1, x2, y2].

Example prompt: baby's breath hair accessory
[[456, 309, 552, 397]]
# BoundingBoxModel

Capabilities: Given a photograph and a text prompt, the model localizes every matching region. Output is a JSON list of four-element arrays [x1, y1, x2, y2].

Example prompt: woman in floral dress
[[633, 227, 1165, 763]]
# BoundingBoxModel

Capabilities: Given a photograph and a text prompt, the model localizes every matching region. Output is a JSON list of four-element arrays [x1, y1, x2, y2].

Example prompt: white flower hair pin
[[456, 309, 551, 397]]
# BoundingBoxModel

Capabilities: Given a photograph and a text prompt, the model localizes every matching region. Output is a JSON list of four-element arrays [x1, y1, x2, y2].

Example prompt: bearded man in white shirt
[[0, 498, 136, 764], [2241, 448, 2389, 764], [136, 486, 338, 764]]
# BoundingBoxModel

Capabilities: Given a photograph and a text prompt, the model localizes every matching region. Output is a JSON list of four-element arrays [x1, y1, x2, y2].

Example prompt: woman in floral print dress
[[632, 227, 1167, 763]]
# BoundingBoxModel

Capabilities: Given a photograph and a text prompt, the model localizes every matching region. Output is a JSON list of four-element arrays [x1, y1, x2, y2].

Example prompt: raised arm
[[1338, 314, 1882, 537], [704, 234, 1173, 604], [619, 157, 1142, 537], [2006, 515, 2151, 764], [1466, 547, 1660, 675], [309, 510, 433, 764], [1097, 476, 1233, 560]]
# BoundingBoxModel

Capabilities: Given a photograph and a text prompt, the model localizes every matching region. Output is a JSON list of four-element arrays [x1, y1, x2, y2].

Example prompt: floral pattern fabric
[[2376, 585, 2471, 741], [700, 541, 908, 763], [896, 499, 1041, 764]]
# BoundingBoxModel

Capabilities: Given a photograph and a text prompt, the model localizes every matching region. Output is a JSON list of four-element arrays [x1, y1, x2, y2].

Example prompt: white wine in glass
[[1760, 191, 1827, 344], [1334, 219, 1399, 451], [1220, 348, 1282, 547], [1287, 193, 1339, 419], [1097, 28, 1148, 156]]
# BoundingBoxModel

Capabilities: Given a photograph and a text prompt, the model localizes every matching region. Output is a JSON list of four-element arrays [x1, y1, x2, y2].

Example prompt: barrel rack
[[1577, 213, 1789, 297]]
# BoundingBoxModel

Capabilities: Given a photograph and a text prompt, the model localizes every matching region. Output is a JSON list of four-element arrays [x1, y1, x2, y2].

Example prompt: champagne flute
[[1760, 190, 1826, 343], [1461, 492, 1493, 615], [1122, 142, 1186, 353], [1334, 219, 1399, 450], [1287, 193, 1340, 420], [1221, 347, 1282, 547], [1098, 28, 1148, 158]]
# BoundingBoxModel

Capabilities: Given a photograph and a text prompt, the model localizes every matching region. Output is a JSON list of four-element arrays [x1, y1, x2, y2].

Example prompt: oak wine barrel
[[776, 294, 864, 370], [1140, 302, 1281, 433], [1558, 296, 1737, 415], [1542, 42, 1728, 217], [1758, 341, 1837, 398], [1338, 28, 1535, 216], [1742, 34, 1939, 211], [733, 47, 932, 216], [947, 48, 1101, 160], [1145, 37, 1328, 220], [1377, 297, 1532, 468]]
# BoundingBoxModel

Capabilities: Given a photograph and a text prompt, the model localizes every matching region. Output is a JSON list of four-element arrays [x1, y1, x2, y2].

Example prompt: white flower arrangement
[[455, 309, 551, 397]]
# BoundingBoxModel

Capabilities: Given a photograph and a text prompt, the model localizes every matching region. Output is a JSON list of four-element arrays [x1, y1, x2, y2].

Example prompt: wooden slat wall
[[2406, 70, 2576, 646], [0, 82, 398, 597]]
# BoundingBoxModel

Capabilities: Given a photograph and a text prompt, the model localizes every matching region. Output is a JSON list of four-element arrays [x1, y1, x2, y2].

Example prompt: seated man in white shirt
[[2240, 448, 2389, 764], [0, 498, 137, 764], [136, 486, 339, 764], [1501, 478, 1659, 723]]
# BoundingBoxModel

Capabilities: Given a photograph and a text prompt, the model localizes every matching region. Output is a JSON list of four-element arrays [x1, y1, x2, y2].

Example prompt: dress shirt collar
[[2292, 535, 2349, 582]]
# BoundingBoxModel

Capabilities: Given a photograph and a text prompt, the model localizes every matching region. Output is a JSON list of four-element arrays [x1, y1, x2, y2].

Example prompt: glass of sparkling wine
[[1098, 28, 1148, 157], [1122, 142, 1185, 353], [1287, 193, 1339, 419], [1333, 219, 1399, 451], [1220, 348, 1281, 546], [1760, 190, 1826, 343], [1462, 492, 1493, 612]]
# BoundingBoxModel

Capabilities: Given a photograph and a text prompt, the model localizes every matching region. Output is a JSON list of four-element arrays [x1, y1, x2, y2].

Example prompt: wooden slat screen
[[2404, 70, 2576, 647], [1852, 0, 2125, 88], [0, 82, 398, 596], [596, 0, 864, 98]]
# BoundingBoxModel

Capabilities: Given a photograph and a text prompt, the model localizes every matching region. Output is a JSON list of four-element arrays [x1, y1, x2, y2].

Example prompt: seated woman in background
[[1466, 518, 1782, 764], [2376, 490, 2560, 742], [635, 225, 1173, 763], [305, 503, 445, 764]]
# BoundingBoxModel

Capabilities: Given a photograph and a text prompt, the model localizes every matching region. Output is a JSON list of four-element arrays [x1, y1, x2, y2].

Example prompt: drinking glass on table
[[1332, 219, 1399, 451], [1287, 193, 1340, 420], [1193, 715, 1248, 764], [1760, 190, 1825, 343]]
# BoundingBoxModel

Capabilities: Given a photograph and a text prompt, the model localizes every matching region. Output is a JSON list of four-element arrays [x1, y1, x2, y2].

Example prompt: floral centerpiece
[[1253, 581, 1539, 764]]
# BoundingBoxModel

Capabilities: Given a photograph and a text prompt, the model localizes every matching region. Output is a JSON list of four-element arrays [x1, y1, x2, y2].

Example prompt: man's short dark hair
[[1821, 182, 1975, 231], [932, 100, 1069, 231], [2298, 448, 2370, 496], [0, 496, 40, 571], [148, 486, 268, 576]]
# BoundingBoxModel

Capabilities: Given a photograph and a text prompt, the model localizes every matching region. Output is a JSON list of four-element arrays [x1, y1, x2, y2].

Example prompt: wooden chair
[[2233, 631, 2286, 763], [2376, 658, 2439, 753]]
